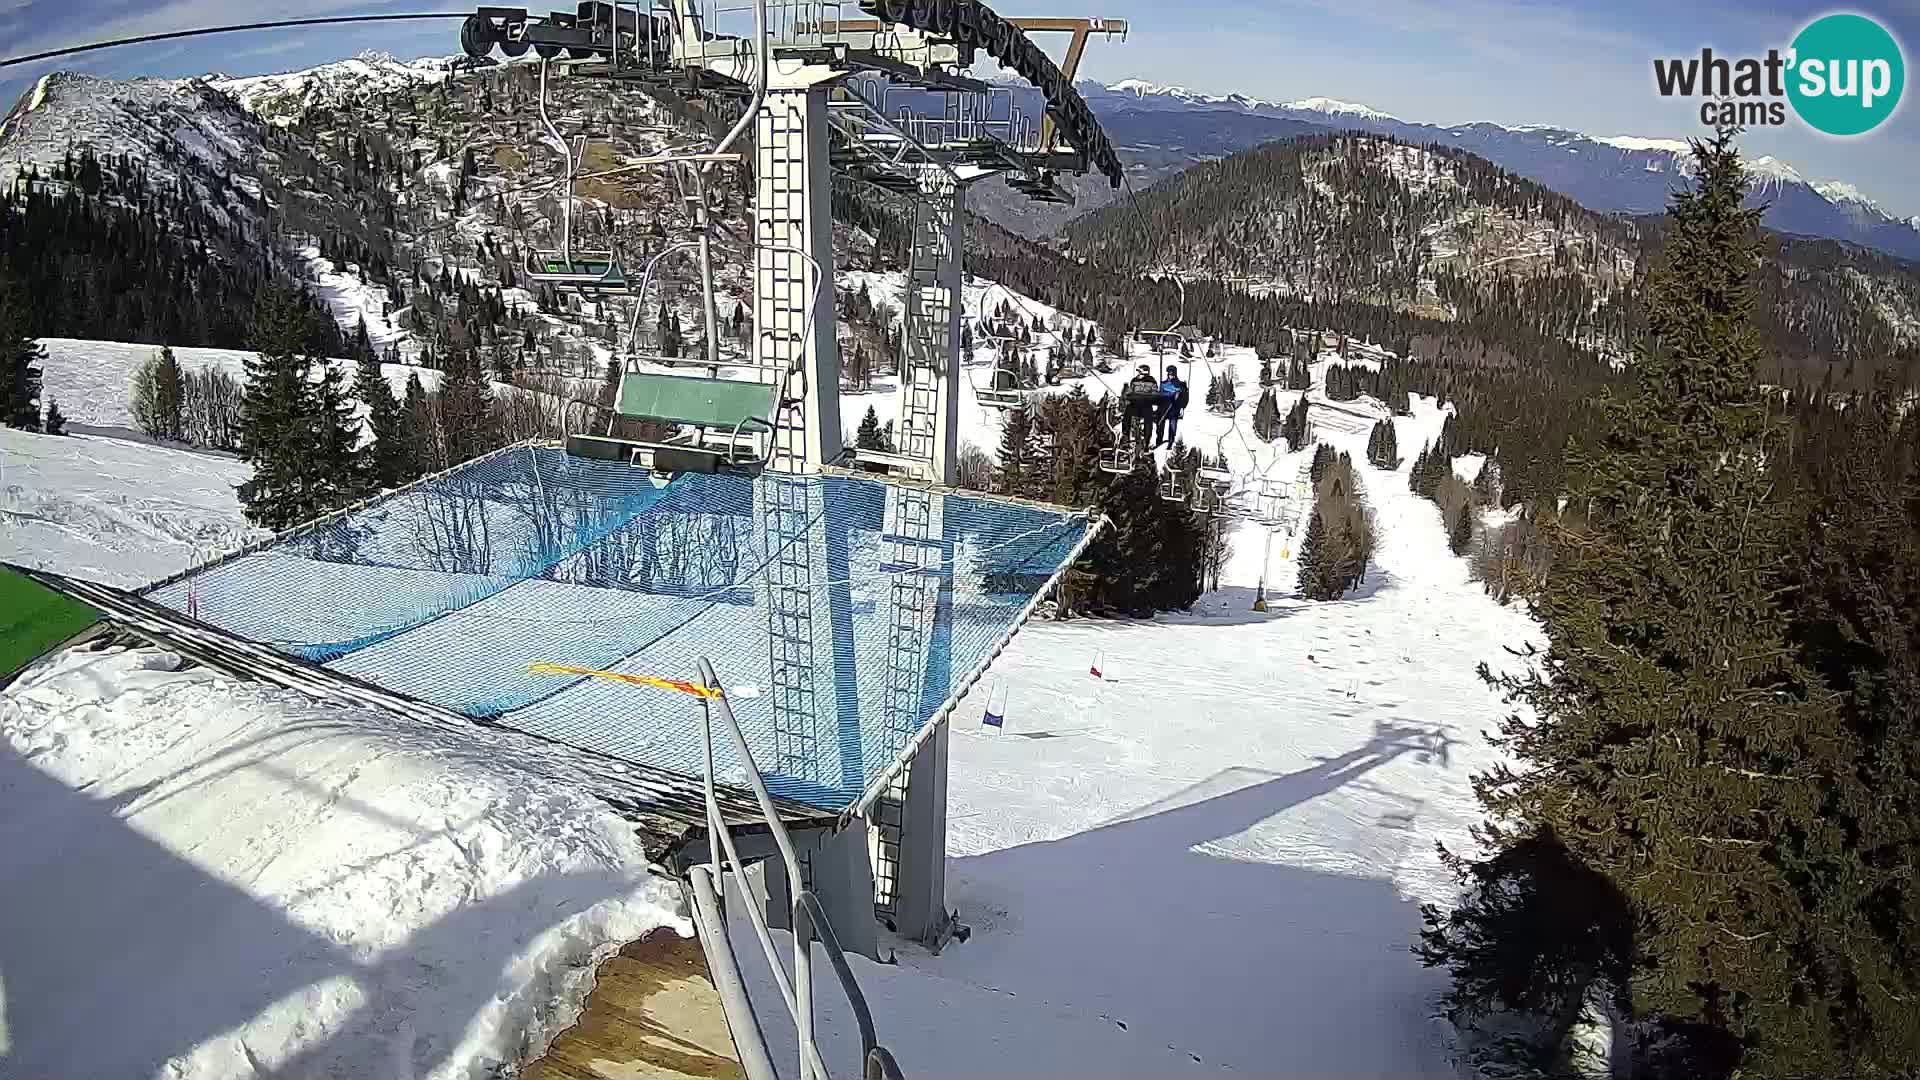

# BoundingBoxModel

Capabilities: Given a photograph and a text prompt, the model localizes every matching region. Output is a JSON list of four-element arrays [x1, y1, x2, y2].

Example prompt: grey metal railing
[[688, 656, 906, 1080]]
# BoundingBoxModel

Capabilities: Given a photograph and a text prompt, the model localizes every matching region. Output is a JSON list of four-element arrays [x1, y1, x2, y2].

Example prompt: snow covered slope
[[211, 51, 456, 125], [38, 337, 441, 438], [0, 71, 268, 236], [880, 390, 1537, 1075], [0, 427, 260, 587], [1, 644, 683, 1078]]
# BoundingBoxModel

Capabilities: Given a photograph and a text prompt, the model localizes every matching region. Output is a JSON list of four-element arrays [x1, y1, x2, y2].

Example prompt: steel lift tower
[[459, 0, 1124, 952]]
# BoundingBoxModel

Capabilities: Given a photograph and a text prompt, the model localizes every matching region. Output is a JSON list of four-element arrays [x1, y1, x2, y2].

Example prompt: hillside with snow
[[210, 51, 459, 124], [967, 74, 1920, 259]]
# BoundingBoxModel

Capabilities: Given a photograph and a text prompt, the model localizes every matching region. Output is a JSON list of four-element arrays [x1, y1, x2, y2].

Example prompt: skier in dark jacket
[[1121, 364, 1161, 448], [1155, 365, 1189, 447]]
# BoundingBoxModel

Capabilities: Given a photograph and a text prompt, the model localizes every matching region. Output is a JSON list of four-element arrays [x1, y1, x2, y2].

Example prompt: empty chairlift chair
[[566, 369, 788, 475], [973, 362, 1027, 410], [525, 249, 633, 294]]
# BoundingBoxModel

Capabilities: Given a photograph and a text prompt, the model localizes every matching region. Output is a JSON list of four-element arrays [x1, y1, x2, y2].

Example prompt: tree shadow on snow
[[931, 720, 1456, 1077], [0, 739, 648, 1080]]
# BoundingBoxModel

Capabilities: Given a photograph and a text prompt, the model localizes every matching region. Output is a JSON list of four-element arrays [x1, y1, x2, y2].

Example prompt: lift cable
[[2, 12, 469, 70]]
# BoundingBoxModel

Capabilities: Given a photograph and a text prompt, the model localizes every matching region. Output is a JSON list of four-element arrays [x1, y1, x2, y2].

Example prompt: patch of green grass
[[0, 566, 100, 681]]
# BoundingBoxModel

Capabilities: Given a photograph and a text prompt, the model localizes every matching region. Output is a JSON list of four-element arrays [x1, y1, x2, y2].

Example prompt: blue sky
[[3, 0, 1917, 217]]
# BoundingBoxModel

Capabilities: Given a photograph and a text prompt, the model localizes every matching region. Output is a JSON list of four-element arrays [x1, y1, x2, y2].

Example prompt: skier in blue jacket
[[1155, 365, 1189, 448]]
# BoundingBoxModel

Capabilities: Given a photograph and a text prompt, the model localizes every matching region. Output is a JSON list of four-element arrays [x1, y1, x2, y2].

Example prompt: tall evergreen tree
[[1447, 500, 1473, 555], [1295, 508, 1331, 599], [132, 346, 186, 441], [1308, 442, 1334, 485], [0, 277, 44, 430], [1777, 380, 1920, 1073], [238, 288, 325, 529], [437, 347, 498, 466], [995, 402, 1044, 498], [401, 370, 434, 480], [352, 353, 407, 490], [1445, 130, 1864, 1077], [1252, 389, 1280, 442], [1282, 394, 1311, 451], [309, 358, 370, 508]]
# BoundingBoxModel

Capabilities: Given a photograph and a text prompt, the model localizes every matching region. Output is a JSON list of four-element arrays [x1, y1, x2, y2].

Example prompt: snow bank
[[0, 645, 683, 1079]]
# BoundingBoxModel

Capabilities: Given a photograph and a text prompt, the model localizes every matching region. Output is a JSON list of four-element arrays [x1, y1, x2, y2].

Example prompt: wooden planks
[[524, 927, 746, 1080]]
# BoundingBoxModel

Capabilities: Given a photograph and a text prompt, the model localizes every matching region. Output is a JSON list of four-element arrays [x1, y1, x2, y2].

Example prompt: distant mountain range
[[969, 76, 1920, 261]]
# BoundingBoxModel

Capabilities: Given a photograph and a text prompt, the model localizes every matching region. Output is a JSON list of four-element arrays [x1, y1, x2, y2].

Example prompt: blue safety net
[[143, 444, 1091, 810]]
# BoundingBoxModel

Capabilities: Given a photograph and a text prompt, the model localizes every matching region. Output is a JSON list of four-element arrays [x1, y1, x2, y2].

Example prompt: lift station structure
[[450, 0, 1128, 955]]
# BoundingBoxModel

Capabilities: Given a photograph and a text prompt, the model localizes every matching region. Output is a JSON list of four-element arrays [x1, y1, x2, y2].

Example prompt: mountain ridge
[[963, 74, 1920, 258]]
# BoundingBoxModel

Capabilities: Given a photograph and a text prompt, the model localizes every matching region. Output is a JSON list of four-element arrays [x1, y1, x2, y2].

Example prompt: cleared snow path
[[0, 645, 683, 1079]]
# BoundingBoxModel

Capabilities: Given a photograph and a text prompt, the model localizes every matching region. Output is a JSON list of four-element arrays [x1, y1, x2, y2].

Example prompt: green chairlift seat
[[566, 371, 782, 474], [525, 250, 632, 294]]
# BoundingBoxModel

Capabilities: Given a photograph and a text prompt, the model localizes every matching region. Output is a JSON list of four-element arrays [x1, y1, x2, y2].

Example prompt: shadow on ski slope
[[924, 720, 1460, 1076]]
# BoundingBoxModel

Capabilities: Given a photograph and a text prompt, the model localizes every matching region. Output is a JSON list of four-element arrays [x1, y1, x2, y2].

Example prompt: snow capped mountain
[[1102, 78, 1280, 113], [210, 51, 458, 124], [1097, 80, 1399, 123], [1745, 154, 1804, 189], [0, 70, 268, 234], [1593, 134, 1692, 153], [1277, 96, 1399, 122], [1054, 74, 1920, 258]]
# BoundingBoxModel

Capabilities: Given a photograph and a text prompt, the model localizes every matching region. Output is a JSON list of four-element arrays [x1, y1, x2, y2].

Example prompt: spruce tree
[[995, 402, 1042, 497], [0, 278, 44, 430], [42, 397, 65, 435], [1447, 501, 1472, 555], [238, 288, 324, 530], [1778, 380, 1920, 1073], [1295, 508, 1332, 599], [352, 353, 407, 490], [351, 315, 375, 365], [856, 405, 887, 451], [309, 359, 370, 508], [402, 370, 434, 479], [153, 346, 185, 440], [1308, 442, 1333, 485], [1252, 389, 1279, 442], [1459, 130, 1860, 1075], [437, 346, 498, 466], [1282, 394, 1311, 451]]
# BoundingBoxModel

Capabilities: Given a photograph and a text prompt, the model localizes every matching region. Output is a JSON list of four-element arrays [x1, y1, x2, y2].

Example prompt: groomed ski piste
[[1, 275, 1542, 1078]]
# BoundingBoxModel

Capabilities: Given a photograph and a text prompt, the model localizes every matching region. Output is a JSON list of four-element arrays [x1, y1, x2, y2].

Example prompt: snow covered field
[[0, 427, 260, 587], [0, 645, 682, 1078], [35, 337, 440, 440]]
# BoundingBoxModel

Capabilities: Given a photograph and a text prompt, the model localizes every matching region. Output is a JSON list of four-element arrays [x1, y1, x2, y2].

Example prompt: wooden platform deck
[[524, 926, 746, 1080]]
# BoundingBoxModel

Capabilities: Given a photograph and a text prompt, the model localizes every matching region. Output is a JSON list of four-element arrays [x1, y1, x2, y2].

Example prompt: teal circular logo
[[1788, 13, 1905, 136]]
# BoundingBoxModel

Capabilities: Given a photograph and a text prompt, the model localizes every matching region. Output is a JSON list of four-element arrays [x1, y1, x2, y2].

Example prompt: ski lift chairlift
[[1158, 472, 1191, 504], [563, 369, 788, 475], [1196, 460, 1234, 489], [1095, 397, 1138, 475], [526, 249, 633, 293], [974, 363, 1027, 409]]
